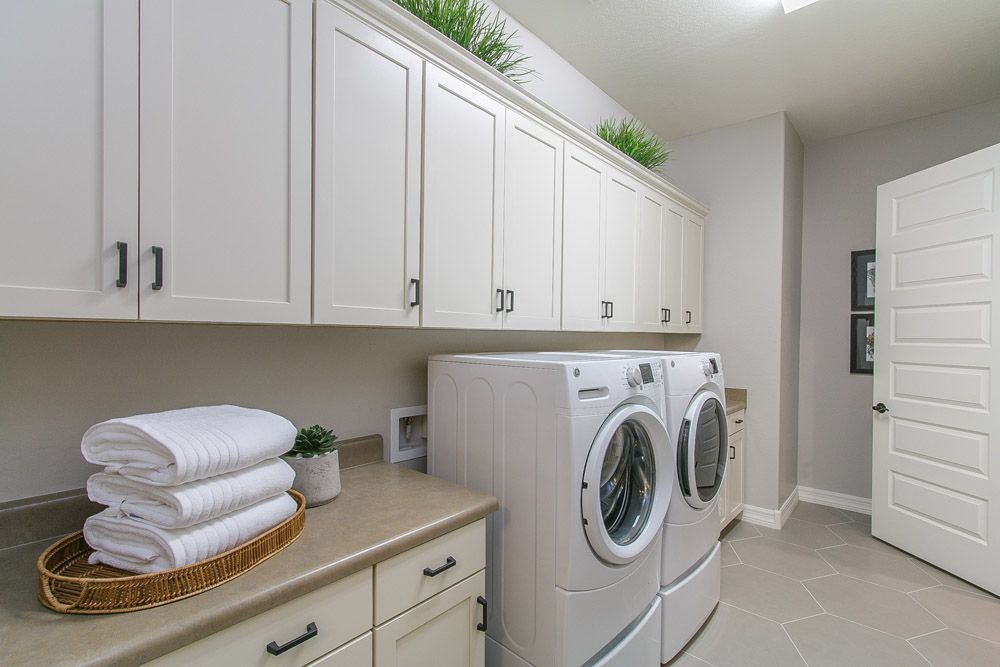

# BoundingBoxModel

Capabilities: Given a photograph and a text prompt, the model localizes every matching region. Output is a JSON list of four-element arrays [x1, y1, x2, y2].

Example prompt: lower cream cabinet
[[307, 633, 373, 667], [720, 410, 746, 528], [374, 570, 486, 667]]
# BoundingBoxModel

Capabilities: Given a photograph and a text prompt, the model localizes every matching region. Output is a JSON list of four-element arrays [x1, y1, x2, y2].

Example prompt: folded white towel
[[84, 492, 298, 574], [87, 458, 295, 529], [81, 405, 296, 486]]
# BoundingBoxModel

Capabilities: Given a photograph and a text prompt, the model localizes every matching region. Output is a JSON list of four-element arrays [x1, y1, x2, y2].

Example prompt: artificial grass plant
[[595, 117, 671, 171]]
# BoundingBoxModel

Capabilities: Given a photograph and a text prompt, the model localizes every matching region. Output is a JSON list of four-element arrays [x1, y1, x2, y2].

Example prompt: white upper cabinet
[[683, 213, 705, 332], [0, 0, 138, 319], [561, 145, 607, 332], [502, 113, 564, 331], [422, 64, 505, 329], [138, 0, 312, 324], [603, 169, 641, 331], [636, 188, 667, 332], [314, 2, 422, 326], [662, 205, 686, 332]]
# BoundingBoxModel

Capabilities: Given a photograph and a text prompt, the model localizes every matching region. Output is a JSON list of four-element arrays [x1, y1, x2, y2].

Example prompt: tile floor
[[668, 503, 1000, 666]]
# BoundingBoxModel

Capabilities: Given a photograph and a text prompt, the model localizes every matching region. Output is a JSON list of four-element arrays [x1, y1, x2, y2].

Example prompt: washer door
[[678, 391, 728, 509], [581, 404, 673, 565]]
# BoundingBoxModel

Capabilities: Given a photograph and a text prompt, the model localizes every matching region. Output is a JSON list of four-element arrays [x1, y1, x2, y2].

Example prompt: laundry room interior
[[2, 0, 999, 665]]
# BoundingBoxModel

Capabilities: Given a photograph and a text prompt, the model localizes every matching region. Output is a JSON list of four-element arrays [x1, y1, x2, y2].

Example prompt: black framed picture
[[851, 313, 875, 374], [851, 249, 876, 311]]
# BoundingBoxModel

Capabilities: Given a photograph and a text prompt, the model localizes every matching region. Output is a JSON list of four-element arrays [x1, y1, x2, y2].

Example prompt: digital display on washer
[[639, 363, 654, 384]]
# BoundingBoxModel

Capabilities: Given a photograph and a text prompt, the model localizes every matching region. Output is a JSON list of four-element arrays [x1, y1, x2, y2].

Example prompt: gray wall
[[665, 112, 802, 511], [0, 321, 693, 502], [797, 97, 1000, 498]]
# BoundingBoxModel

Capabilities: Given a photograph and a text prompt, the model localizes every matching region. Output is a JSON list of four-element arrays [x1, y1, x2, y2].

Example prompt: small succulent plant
[[286, 425, 339, 458]]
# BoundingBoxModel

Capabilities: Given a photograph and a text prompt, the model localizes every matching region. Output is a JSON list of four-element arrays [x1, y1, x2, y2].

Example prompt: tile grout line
[[737, 560, 827, 585], [779, 621, 812, 667], [780, 611, 826, 625]]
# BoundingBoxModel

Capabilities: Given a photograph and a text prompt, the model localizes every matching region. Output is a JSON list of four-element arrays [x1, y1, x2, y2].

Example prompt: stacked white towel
[[81, 405, 298, 573]]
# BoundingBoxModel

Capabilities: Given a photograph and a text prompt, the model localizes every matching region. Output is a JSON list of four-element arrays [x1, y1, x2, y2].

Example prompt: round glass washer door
[[581, 404, 674, 565], [677, 391, 728, 509]]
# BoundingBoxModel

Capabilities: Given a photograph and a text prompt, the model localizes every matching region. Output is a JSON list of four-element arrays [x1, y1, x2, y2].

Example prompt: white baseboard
[[798, 486, 872, 515], [738, 487, 800, 530]]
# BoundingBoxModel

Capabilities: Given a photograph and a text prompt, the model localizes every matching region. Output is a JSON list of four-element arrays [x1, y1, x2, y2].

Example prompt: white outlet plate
[[388, 405, 427, 463]]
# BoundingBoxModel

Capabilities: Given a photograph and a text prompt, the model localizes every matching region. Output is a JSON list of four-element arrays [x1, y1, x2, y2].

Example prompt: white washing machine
[[608, 351, 728, 664], [428, 352, 676, 666]]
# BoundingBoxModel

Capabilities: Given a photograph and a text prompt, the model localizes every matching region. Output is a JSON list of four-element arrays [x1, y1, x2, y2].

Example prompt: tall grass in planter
[[394, 0, 534, 83], [595, 117, 670, 171]]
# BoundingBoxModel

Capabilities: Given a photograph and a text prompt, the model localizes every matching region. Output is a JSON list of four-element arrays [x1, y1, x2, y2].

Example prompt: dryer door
[[678, 390, 728, 509], [581, 404, 673, 565]]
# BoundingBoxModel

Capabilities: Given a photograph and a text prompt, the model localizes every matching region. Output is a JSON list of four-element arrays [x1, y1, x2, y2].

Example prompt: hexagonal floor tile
[[911, 586, 1000, 643], [722, 521, 761, 542], [759, 518, 845, 549], [784, 614, 929, 667], [686, 604, 806, 667], [790, 502, 854, 525], [720, 541, 740, 566], [804, 574, 943, 638], [732, 538, 836, 581], [910, 628, 1000, 666], [666, 652, 714, 666], [909, 558, 999, 599], [817, 545, 937, 592], [722, 564, 823, 623], [827, 520, 909, 558]]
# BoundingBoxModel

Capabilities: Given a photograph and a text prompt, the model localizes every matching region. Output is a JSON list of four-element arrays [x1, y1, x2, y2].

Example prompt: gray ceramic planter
[[282, 450, 341, 507]]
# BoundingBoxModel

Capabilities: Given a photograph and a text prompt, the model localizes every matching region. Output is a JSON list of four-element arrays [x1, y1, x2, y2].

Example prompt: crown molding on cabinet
[[331, 0, 709, 218]]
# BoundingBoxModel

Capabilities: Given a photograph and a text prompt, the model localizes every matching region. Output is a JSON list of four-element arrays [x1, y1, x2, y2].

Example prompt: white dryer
[[428, 352, 675, 667], [608, 351, 728, 663]]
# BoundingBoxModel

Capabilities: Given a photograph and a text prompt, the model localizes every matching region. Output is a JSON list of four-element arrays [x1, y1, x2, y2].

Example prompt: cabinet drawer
[[374, 519, 485, 624], [727, 409, 745, 435], [306, 632, 372, 667], [147, 568, 372, 667]]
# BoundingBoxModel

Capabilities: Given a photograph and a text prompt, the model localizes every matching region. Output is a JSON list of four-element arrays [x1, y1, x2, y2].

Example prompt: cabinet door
[[662, 206, 685, 332], [502, 113, 563, 331], [139, 0, 312, 324], [308, 632, 372, 667], [0, 0, 138, 319], [374, 570, 486, 667], [682, 214, 705, 332], [314, 3, 422, 326], [422, 64, 505, 329], [561, 144, 606, 331], [604, 170, 640, 331], [636, 189, 666, 332]]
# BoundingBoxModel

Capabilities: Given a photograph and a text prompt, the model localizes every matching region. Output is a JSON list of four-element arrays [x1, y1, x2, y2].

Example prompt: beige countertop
[[0, 463, 498, 667], [726, 387, 747, 415]]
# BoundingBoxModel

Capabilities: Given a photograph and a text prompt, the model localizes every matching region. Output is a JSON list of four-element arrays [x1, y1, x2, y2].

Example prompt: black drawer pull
[[735, 419, 744, 424], [685, 310, 692, 324], [729, 445, 736, 460], [477, 596, 488, 632], [266, 622, 318, 656], [600, 301, 609, 319], [115, 241, 128, 288], [496, 288, 505, 312], [423, 556, 456, 577], [151, 246, 164, 291], [410, 278, 420, 307], [661, 307, 670, 324], [506, 289, 514, 313], [608, 301, 614, 319]]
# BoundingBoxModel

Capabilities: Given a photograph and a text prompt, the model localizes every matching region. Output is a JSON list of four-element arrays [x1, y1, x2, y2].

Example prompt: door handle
[[151, 246, 164, 291], [872, 403, 889, 414], [729, 445, 736, 460], [115, 241, 128, 288], [685, 310, 692, 324], [506, 289, 514, 313], [476, 596, 488, 632], [410, 278, 420, 307], [496, 288, 505, 312], [266, 622, 318, 656], [422, 556, 457, 577]]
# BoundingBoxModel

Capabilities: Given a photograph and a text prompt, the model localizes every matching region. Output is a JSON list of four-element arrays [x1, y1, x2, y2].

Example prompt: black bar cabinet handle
[[685, 310, 692, 324], [423, 555, 457, 577], [266, 622, 318, 656], [496, 288, 505, 312], [477, 596, 488, 632], [600, 301, 608, 319], [729, 445, 736, 461], [151, 246, 164, 291], [735, 419, 744, 424], [506, 289, 514, 313], [664, 307, 671, 323], [410, 278, 420, 307], [608, 301, 614, 319], [115, 242, 128, 288]]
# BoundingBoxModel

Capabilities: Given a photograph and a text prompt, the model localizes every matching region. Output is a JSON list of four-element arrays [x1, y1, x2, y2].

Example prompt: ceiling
[[492, 0, 1000, 143]]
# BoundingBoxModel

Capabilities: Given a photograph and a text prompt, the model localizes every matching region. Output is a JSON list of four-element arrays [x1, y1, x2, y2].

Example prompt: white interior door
[[872, 142, 1000, 595], [502, 112, 563, 331], [0, 0, 138, 319], [314, 3, 422, 326], [604, 170, 640, 331], [139, 0, 312, 324], [662, 206, 685, 331], [422, 64, 505, 329], [636, 188, 666, 331], [561, 144, 606, 332], [683, 214, 704, 332]]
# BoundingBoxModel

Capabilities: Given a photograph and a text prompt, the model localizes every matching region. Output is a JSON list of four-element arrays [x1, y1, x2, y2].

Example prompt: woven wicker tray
[[37, 490, 305, 614]]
